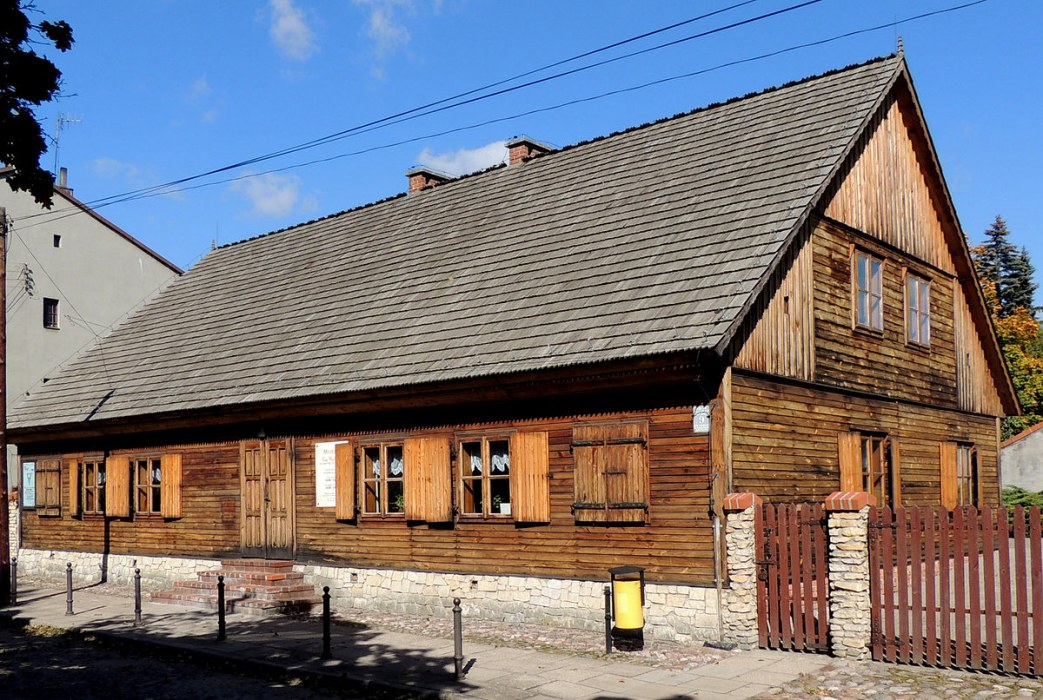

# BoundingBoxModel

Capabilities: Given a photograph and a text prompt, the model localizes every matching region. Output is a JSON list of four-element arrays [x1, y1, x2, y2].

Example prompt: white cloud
[[417, 141, 508, 177], [188, 76, 212, 101], [365, 4, 410, 57], [230, 172, 303, 217], [270, 0, 317, 61], [93, 157, 141, 181]]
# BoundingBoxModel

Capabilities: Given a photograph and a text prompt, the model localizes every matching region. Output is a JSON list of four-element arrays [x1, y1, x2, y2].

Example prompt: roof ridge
[[215, 53, 898, 254]]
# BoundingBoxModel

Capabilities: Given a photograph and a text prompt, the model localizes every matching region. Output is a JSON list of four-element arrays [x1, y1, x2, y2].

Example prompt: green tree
[[972, 217, 1043, 438], [1, 0, 73, 208]]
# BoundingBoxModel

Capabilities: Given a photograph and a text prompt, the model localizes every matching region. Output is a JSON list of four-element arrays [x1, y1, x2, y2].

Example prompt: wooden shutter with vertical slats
[[510, 431, 549, 523], [940, 442, 958, 511], [335, 442, 355, 520], [838, 432, 862, 492], [160, 454, 183, 518], [405, 436, 451, 522], [67, 459, 80, 517], [105, 456, 131, 517]]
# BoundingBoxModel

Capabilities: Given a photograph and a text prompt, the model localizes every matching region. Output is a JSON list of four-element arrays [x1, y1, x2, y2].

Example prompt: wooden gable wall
[[821, 83, 1008, 416]]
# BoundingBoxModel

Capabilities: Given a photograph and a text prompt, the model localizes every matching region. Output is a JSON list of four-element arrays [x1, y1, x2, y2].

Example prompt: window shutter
[[404, 436, 452, 522], [510, 431, 550, 523], [105, 456, 131, 517], [940, 442, 958, 511], [573, 426, 607, 523], [160, 454, 183, 518], [67, 459, 80, 517], [335, 442, 356, 520], [606, 441, 647, 523], [838, 432, 862, 492]]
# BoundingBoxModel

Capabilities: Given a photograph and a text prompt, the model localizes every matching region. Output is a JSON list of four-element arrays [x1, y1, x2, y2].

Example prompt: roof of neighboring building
[[0, 168, 183, 275], [10, 55, 914, 429], [1002, 422, 1043, 449]]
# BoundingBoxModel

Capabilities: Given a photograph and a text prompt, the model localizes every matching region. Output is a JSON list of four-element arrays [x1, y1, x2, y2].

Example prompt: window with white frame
[[906, 274, 931, 345], [854, 251, 883, 330]]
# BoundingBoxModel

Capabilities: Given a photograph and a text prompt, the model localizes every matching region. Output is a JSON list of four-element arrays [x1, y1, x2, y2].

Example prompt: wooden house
[[9, 55, 1017, 641]]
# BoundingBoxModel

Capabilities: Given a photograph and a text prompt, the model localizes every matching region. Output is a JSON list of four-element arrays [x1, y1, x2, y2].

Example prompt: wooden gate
[[755, 503, 830, 652], [241, 438, 296, 559], [869, 506, 1042, 675]]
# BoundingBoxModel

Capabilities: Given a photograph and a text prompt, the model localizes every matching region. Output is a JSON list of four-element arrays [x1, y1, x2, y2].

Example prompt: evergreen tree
[[1006, 247, 1038, 314], [972, 217, 1043, 438]]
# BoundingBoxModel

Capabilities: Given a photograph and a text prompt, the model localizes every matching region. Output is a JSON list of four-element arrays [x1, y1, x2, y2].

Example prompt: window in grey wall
[[43, 297, 60, 329], [53, 234, 61, 248]]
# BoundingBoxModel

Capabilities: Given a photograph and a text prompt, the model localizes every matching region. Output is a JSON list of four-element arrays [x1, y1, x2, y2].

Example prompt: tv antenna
[[53, 113, 82, 174]]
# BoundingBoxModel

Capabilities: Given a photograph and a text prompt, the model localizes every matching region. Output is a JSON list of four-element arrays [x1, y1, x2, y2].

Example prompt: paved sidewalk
[[0, 583, 832, 699]]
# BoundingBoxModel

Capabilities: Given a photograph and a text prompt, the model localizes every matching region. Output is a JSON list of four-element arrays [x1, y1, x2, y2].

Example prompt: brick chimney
[[406, 167, 450, 194], [506, 136, 552, 166]]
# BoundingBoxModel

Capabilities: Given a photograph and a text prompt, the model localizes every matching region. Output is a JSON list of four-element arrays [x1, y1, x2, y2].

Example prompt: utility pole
[[0, 208, 9, 606]]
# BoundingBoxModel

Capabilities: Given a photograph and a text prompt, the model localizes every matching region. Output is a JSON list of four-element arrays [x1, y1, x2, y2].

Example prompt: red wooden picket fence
[[755, 503, 830, 653], [869, 506, 1042, 675]]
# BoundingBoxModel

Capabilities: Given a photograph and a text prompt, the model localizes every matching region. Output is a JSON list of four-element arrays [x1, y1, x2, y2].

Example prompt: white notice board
[[315, 441, 348, 507]]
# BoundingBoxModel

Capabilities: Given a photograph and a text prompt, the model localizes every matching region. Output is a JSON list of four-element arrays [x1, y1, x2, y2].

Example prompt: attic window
[[53, 234, 61, 248], [853, 251, 883, 331], [43, 298, 60, 329]]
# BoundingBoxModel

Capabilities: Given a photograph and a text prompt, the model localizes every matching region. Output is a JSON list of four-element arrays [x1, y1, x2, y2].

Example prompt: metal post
[[604, 585, 612, 654], [65, 562, 73, 615], [216, 575, 226, 641], [10, 557, 16, 605], [134, 568, 142, 626], [321, 586, 332, 659], [452, 597, 463, 680]]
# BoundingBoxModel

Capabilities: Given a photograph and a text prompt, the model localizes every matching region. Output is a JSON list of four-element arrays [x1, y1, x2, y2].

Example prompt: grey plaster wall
[[1001, 428, 1043, 492], [1, 181, 180, 487]]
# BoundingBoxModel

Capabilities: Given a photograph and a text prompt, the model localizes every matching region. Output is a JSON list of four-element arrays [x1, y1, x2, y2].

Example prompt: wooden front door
[[240, 438, 296, 559]]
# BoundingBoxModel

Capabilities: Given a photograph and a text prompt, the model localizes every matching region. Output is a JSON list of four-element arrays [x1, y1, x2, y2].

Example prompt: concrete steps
[[150, 559, 320, 618]]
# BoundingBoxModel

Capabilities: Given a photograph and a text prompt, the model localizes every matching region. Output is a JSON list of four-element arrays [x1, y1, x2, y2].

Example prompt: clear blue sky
[[18, 0, 1043, 297]]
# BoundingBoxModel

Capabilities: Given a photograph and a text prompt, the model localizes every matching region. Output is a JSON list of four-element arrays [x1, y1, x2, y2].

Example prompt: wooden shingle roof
[[10, 55, 903, 430]]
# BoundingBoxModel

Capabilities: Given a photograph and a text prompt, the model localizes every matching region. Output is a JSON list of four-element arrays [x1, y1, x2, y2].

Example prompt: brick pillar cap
[[722, 492, 762, 512], [824, 491, 876, 511]]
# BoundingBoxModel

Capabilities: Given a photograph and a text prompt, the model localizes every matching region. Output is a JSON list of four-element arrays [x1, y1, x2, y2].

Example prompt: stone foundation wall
[[16, 547, 722, 643], [15, 548, 218, 591], [299, 564, 720, 643]]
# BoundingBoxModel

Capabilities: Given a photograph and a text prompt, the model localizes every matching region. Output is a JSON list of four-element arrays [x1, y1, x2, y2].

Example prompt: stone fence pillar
[[823, 491, 875, 660], [721, 492, 761, 650]]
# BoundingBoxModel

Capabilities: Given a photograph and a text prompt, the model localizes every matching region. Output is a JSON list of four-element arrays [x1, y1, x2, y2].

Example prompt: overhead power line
[[66, 0, 818, 209], [12, 0, 989, 236]]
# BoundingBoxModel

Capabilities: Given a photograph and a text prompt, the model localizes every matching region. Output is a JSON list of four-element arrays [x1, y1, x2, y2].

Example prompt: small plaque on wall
[[21, 461, 36, 507], [692, 405, 711, 434]]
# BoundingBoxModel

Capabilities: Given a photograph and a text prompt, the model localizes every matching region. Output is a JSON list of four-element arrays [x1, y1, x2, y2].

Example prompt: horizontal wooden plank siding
[[21, 443, 243, 558], [21, 407, 714, 585], [730, 371, 998, 506], [294, 407, 713, 585], [812, 219, 958, 408]]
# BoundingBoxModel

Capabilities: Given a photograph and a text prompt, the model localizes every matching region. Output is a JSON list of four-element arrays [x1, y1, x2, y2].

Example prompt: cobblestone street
[[758, 658, 1043, 699]]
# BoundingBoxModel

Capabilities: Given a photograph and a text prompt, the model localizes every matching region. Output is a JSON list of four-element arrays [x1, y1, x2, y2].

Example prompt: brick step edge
[[197, 571, 305, 583]]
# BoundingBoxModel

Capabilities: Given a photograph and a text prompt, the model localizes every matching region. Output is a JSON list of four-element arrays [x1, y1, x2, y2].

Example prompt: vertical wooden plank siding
[[982, 508, 998, 670], [998, 509, 1014, 672], [823, 93, 953, 274], [922, 508, 937, 666], [895, 508, 910, 662], [334, 442, 355, 521], [953, 508, 967, 668], [509, 431, 550, 523], [953, 284, 1005, 416], [105, 456, 130, 518], [909, 508, 923, 665], [734, 225, 815, 381]]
